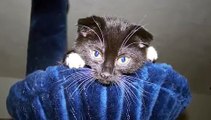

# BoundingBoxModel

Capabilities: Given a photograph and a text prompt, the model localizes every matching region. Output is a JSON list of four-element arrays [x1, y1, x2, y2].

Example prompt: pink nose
[[100, 72, 111, 79]]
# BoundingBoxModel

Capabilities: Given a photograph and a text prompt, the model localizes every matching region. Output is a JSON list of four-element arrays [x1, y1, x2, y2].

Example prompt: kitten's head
[[74, 16, 153, 84]]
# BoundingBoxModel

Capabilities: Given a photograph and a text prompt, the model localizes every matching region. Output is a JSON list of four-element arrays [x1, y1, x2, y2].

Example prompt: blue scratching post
[[26, 0, 68, 75], [6, 0, 191, 119]]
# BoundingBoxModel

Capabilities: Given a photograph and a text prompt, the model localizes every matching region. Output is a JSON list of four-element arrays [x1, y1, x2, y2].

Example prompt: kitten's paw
[[64, 53, 85, 68], [146, 46, 158, 62]]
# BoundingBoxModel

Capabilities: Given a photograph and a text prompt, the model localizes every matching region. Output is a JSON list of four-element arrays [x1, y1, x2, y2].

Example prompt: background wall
[[0, 0, 211, 119]]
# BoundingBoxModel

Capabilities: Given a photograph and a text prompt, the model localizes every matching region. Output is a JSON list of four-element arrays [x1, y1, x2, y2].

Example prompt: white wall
[[0, 0, 30, 78], [184, 94, 211, 120], [0, 77, 21, 118]]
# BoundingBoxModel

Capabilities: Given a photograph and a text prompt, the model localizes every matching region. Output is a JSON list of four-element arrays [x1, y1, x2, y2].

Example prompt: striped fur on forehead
[[103, 17, 131, 31]]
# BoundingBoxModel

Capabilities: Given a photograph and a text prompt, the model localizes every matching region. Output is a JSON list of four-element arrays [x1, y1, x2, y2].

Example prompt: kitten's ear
[[77, 16, 104, 37], [135, 26, 153, 47]]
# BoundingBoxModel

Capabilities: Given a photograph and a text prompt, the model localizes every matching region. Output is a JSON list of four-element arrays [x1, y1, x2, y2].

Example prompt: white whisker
[[92, 16, 105, 45], [120, 25, 139, 49], [122, 41, 140, 49], [121, 75, 155, 86], [51, 71, 90, 87], [121, 81, 138, 104], [83, 78, 95, 91], [77, 24, 103, 46], [138, 14, 148, 26], [68, 76, 93, 96], [122, 77, 151, 99], [120, 26, 143, 51], [78, 78, 94, 95], [118, 81, 131, 120], [123, 26, 142, 47]]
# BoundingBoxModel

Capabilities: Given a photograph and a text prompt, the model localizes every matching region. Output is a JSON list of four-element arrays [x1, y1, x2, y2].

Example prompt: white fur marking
[[81, 31, 88, 37], [139, 43, 145, 48], [65, 53, 85, 68], [146, 46, 158, 62]]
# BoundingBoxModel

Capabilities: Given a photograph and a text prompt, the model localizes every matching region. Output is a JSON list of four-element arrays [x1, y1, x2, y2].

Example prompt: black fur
[[67, 16, 153, 84]]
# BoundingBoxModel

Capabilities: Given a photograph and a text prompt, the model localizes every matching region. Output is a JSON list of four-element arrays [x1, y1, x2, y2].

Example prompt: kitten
[[64, 16, 158, 84]]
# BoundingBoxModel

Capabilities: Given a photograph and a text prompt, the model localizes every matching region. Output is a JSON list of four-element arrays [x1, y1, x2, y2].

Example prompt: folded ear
[[135, 26, 153, 48], [77, 16, 104, 37]]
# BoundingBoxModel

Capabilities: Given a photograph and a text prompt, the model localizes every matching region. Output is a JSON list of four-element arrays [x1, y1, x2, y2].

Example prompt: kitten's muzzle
[[100, 72, 111, 79], [100, 66, 113, 79]]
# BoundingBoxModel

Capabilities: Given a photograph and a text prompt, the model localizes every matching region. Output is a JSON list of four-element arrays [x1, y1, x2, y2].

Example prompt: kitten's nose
[[100, 72, 111, 79]]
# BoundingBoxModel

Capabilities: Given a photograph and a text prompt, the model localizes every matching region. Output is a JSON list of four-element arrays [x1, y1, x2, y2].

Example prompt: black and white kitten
[[64, 16, 158, 84]]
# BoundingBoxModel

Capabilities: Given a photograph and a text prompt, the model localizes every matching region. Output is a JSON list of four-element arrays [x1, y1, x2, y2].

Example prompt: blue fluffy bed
[[6, 0, 191, 119], [7, 62, 191, 120]]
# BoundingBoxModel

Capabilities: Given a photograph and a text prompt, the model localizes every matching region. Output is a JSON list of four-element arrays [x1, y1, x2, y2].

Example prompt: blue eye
[[117, 56, 131, 66], [94, 50, 100, 57], [121, 56, 126, 63], [91, 50, 102, 60]]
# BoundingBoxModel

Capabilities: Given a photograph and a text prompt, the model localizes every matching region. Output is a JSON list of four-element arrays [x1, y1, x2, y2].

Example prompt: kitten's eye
[[117, 56, 131, 66], [91, 50, 102, 60], [94, 50, 100, 57]]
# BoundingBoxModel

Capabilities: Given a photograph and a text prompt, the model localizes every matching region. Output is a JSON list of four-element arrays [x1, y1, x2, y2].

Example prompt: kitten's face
[[74, 16, 153, 84]]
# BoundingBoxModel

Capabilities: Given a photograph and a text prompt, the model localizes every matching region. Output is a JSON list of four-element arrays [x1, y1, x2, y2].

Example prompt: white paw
[[65, 53, 85, 68], [146, 46, 158, 62]]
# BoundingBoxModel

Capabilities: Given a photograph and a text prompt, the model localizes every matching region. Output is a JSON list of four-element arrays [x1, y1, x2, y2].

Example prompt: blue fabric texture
[[26, 0, 68, 75], [7, 62, 191, 120]]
